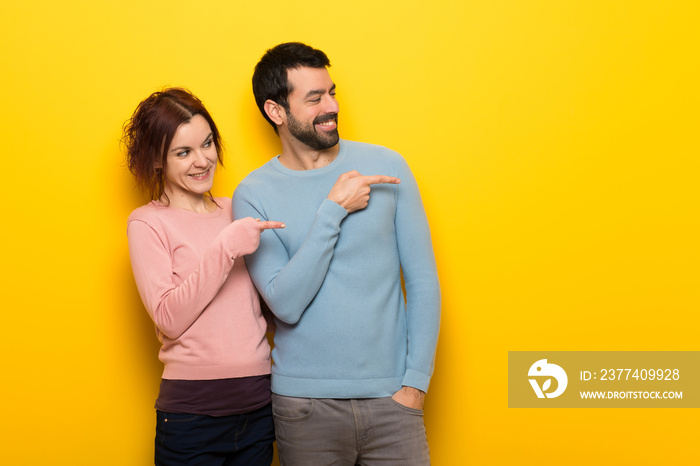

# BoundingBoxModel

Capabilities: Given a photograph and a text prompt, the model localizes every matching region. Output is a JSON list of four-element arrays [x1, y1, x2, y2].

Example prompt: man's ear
[[264, 99, 285, 127]]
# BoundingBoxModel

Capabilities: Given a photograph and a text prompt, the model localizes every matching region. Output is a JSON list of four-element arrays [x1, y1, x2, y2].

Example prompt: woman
[[123, 88, 283, 465]]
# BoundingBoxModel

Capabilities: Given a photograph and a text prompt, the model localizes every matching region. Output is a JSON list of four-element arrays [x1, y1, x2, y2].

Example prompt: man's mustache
[[314, 113, 338, 125]]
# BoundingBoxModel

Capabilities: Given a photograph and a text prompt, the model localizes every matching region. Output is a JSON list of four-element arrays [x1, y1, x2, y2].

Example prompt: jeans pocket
[[388, 397, 424, 416], [158, 411, 200, 423], [155, 411, 203, 453], [271, 394, 315, 422]]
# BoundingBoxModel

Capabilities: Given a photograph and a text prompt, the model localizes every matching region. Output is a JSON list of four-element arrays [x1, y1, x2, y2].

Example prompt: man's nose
[[323, 94, 339, 114]]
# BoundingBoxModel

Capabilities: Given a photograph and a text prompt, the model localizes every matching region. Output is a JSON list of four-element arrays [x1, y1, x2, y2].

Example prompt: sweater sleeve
[[126, 216, 261, 339], [394, 158, 442, 392], [233, 185, 348, 324]]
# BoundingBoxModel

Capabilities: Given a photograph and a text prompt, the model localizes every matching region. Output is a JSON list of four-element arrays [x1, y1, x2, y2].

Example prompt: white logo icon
[[528, 359, 568, 398]]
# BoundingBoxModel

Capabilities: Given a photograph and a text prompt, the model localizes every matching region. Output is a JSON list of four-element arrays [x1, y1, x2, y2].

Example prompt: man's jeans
[[272, 394, 430, 465]]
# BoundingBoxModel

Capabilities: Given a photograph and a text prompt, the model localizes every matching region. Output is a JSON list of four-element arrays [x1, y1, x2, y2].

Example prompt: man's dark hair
[[252, 42, 331, 132]]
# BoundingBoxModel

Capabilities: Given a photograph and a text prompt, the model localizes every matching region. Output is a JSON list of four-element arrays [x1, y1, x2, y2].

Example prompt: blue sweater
[[233, 140, 440, 398]]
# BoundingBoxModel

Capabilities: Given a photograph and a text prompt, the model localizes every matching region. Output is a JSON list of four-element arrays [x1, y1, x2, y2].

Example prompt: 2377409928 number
[[599, 369, 679, 381]]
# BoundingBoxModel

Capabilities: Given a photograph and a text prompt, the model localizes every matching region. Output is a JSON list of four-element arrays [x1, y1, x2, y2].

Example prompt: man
[[233, 42, 441, 465]]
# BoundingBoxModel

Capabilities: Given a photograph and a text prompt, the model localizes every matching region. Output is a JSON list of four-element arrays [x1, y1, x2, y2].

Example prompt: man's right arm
[[232, 172, 400, 324], [233, 185, 347, 324]]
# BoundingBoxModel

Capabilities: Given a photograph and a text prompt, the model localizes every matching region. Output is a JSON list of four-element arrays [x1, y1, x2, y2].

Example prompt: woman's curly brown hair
[[122, 87, 224, 201]]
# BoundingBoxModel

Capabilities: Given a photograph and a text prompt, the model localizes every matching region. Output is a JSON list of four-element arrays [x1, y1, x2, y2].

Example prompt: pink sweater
[[127, 198, 271, 380]]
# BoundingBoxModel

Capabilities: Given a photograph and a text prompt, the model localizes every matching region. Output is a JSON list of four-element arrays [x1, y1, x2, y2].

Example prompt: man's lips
[[314, 113, 338, 126]]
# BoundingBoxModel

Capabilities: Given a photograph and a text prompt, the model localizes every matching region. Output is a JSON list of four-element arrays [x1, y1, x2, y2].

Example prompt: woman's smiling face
[[162, 114, 218, 203]]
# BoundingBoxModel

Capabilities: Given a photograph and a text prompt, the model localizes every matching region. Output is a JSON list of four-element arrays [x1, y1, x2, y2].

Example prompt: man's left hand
[[391, 386, 426, 410]]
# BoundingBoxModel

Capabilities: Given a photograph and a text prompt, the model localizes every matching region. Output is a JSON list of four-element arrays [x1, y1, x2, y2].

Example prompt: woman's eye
[[203, 140, 213, 148], [177, 150, 190, 157]]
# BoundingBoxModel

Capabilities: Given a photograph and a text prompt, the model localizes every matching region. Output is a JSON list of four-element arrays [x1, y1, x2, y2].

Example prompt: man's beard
[[287, 112, 339, 150]]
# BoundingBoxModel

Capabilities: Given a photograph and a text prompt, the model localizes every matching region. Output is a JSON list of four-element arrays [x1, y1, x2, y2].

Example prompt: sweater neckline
[[150, 197, 228, 217]]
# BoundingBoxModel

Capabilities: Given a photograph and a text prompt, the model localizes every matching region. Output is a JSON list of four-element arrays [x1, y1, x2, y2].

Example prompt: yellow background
[[1, 1, 698, 464]]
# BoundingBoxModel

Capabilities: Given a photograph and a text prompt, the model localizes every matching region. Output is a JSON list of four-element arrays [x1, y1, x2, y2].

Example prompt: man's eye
[[310, 98, 321, 103]]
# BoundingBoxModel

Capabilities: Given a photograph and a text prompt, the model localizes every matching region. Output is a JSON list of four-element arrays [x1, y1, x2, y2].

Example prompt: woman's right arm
[[126, 217, 261, 339]]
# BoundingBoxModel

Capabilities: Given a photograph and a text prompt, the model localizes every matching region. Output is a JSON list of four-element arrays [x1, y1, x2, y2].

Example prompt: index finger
[[361, 175, 401, 185], [258, 220, 286, 230]]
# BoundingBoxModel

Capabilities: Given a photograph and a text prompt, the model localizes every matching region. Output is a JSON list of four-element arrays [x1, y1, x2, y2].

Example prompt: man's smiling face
[[283, 66, 340, 150]]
